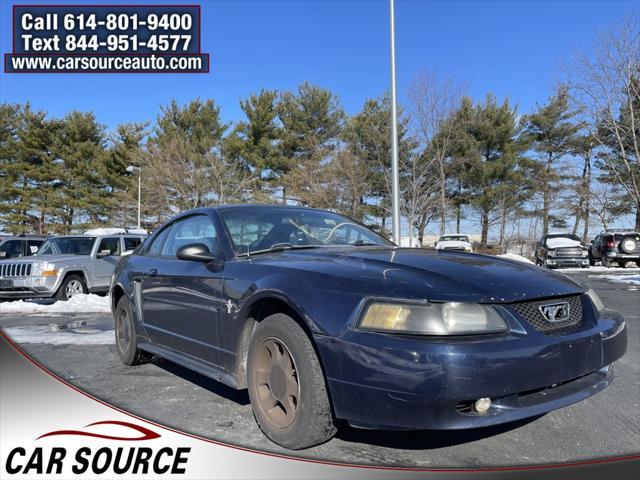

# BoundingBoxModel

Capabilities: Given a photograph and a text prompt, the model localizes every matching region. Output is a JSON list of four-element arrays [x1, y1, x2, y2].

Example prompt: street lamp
[[126, 165, 141, 229], [389, 0, 401, 245]]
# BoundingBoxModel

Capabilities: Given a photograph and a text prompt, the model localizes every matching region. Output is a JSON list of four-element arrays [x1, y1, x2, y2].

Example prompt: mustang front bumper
[[315, 309, 626, 430]]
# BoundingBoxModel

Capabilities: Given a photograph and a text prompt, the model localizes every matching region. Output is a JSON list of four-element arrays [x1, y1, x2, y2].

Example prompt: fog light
[[474, 397, 491, 414]]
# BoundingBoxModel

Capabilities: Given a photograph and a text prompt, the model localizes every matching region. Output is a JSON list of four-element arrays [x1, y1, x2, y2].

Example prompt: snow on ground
[[556, 266, 640, 273], [497, 253, 535, 264], [3, 325, 115, 345], [0, 294, 110, 315], [598, 274, 640, 286]]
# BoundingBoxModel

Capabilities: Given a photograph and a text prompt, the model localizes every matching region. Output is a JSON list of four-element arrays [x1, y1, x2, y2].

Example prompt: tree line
[[1, 17, 637, 245]]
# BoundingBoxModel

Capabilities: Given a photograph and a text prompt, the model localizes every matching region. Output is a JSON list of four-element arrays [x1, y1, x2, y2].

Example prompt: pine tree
[[521, 85, 581, 235]]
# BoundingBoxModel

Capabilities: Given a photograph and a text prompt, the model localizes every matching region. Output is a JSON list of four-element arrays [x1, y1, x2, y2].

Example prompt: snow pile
[[497, 253, 535, 265], [558, 266, 640, 272], [4, 325, 115, 345], [600, 274, 640, 286], [0, 294, 110, 315], [546, 237, 582, 248], [83, 227, 126, 235]]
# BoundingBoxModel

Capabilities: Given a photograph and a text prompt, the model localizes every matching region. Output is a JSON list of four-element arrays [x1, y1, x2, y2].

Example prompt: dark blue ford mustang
[[110, 205, 627, 449]]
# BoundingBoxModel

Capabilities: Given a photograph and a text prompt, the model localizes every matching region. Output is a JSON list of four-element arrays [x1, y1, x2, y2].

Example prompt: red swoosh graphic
[[37, 420, 160, 441]]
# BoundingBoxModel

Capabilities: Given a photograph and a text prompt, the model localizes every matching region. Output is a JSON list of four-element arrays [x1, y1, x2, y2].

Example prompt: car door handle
[[145, 269, 157, 277]]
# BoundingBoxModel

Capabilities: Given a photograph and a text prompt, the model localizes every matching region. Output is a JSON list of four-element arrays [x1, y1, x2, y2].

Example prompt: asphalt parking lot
[[1, 270, 638, 467]]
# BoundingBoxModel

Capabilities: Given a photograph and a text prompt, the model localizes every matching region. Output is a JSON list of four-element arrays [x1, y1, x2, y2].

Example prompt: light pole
[[389, 0, 401, 245], [126, 165, 141, 229]]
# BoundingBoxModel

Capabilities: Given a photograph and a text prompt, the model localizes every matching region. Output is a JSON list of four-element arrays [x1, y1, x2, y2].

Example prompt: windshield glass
[[37, 237, 96, 256], [221, 208, 392, 255], [440, 235, 469, 242]]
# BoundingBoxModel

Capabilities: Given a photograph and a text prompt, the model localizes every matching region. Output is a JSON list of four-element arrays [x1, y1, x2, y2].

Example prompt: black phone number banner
[[5, 4, 209, 73]]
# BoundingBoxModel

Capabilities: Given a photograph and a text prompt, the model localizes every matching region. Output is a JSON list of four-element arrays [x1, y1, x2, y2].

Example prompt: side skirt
[[138, 342, 239, 390]]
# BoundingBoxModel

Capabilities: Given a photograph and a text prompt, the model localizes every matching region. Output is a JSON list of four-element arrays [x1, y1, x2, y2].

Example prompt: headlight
[[31, 262, 59, 277], [547, 250, 556, 257], [586, 289, 604, 312], [582, 250, 589, 257], [358, 301, 507, 335]]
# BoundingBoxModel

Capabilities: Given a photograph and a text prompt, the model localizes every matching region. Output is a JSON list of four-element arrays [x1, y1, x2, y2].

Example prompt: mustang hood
[[269, 247, 583, 303]]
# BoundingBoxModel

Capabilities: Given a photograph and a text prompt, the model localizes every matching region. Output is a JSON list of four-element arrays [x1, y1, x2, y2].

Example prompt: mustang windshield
[[36, 237, 96, 256], [221, 208, 392, 255]]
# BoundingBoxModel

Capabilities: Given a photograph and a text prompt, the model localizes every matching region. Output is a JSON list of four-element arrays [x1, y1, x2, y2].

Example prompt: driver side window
[[161, 215, 220, 258], [97, 237, 121, 256]]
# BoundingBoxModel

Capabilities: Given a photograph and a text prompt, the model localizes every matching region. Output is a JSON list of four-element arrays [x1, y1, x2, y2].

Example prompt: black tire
[[115, 296, 152, 366], [247, 313, 336, 449], [54, 274, 87, 301]]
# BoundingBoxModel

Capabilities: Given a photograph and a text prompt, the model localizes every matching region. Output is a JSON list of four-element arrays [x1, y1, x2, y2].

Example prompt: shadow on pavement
[[153, 358, 251, 406], [334, 416, 543, 450]]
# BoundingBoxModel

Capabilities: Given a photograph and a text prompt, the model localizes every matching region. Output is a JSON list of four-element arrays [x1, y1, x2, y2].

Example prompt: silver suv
[[0, 234, 145, 301]]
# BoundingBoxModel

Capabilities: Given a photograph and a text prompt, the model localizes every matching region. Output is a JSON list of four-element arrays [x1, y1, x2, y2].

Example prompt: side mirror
[[96, 250, 112, 258], [177, 243, 218, 262]]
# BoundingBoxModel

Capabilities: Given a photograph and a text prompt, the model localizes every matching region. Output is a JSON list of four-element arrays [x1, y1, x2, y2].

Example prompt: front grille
[[509, 294, 583, 335], [0, 263, 32, 278], [555, 247, 583, 257]]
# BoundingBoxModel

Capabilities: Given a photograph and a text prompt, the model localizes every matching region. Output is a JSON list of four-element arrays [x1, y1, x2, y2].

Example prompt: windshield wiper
[[238, 244, 322, 258], [349, 240, 380, 246]]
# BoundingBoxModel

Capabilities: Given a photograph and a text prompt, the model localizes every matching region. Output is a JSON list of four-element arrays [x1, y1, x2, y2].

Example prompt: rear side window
[[27, 240, 44, 254], [0, 240, 24, 258], [124, 237, 142, 252]]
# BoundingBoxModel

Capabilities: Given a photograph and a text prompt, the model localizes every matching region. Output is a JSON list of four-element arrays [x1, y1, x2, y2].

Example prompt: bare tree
[[140, 137, 254, 220], [567, 16, 640, 229], [408, 71, 465, 236]]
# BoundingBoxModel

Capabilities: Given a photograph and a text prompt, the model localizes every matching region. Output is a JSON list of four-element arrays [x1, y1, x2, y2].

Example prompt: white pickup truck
[[435, 234, 474, 252], [0, 234, 145, 301]]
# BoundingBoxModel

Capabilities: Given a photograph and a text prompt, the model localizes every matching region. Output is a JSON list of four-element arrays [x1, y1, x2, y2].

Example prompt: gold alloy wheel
[[253, 338, 300, 429]]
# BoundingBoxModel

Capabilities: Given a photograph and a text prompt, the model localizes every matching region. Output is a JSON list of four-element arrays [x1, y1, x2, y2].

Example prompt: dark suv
[[535, 233, 589, 269], [589, 230, 640, 267], [0, 236, 48, 260]]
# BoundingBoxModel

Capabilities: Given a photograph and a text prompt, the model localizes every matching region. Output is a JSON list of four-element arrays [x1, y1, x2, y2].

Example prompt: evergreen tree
[[521, 85, 581, 235], [453, 95, 534, 244], [225, 89, 283, 200]]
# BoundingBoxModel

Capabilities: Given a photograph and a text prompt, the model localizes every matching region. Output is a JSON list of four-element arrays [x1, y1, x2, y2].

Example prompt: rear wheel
[[55, 274, 86, 301], [247, 313, 336, 449], [115, 296, 152, 366]]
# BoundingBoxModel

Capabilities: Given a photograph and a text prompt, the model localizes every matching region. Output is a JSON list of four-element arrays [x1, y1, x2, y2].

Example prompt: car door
[[140, 214, 224, 366], [92, 237, 122, 288]]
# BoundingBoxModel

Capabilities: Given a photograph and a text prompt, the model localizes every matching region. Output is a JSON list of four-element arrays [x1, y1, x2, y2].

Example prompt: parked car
[[589, 229, 640, 268], [435, 234, 473, 252], [111, 205, 626, 449], [0, 233, 145, 301], [0, 235, 48, 260], [535, 233, 589, 269]]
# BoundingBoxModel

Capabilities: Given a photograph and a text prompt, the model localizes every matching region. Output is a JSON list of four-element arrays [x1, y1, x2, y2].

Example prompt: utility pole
[[389, 0, 401, 245]]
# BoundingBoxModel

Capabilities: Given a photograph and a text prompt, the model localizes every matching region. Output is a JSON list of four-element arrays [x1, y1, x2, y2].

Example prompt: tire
[[115, 296, 152, 366], [620, 239, 637, 254], [247, 313, 336, 449], [54, 274, 87, 301]]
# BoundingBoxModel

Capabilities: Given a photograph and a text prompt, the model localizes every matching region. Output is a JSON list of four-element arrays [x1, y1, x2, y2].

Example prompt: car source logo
[[539, 302, 570, 322]]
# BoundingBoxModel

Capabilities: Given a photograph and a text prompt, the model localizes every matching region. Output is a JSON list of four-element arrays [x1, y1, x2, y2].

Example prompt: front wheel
[[55, 274, 86, 301], [247, 313, 337, 449]]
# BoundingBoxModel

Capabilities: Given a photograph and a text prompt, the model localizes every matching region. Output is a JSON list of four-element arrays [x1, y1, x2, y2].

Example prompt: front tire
[[247, 313, 336, 449], [55, 274, 86, 301], [115, 296, 151, 366]]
